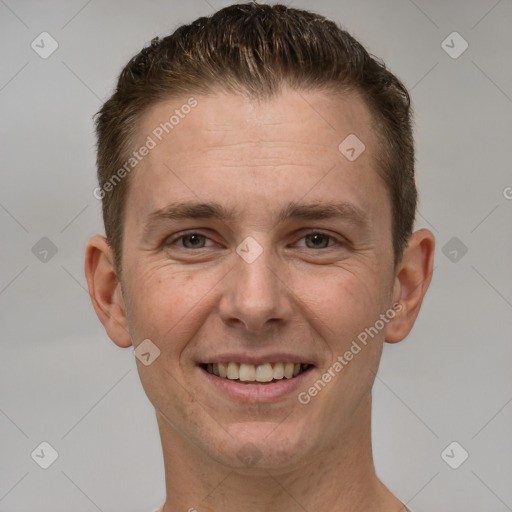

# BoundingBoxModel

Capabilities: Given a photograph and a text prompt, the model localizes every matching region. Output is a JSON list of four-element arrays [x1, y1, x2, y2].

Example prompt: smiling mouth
[[200, 362, 313, 384]]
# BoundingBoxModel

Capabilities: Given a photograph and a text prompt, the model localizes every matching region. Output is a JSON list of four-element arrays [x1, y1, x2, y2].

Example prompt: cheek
[[123, 260, 223, 350], [291, 263, 389, 354]]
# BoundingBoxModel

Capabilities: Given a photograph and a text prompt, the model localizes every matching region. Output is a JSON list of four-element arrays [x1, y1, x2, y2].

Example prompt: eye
[[164, 230, 343, 251], [296, 232, 340, 249], [168, 232, 214, 249]]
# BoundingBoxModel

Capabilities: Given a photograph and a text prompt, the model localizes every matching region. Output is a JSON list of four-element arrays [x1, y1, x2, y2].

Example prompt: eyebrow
[[143, 199, 369, 237]]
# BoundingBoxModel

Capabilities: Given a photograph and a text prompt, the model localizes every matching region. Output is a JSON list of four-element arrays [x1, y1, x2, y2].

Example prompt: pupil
[[308, 233, 328, 248], [186, 234, 203, 247]]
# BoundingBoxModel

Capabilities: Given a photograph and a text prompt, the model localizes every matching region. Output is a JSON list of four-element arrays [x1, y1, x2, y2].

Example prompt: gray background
[[1, 1, 511, 511]]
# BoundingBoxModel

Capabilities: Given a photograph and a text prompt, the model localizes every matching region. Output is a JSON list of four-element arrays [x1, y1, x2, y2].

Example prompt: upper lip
[[199, 352, 316, 366]]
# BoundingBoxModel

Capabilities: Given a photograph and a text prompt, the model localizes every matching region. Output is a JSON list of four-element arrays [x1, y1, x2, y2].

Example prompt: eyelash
[[165, 231, 344, 250]]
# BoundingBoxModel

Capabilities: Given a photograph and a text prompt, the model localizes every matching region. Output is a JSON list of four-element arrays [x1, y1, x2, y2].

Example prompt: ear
[[385, 228, 435, 343], [84, 235, 132, 348]]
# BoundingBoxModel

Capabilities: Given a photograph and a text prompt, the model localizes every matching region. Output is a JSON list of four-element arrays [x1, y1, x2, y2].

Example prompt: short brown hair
[[94, 1, 416, 278]]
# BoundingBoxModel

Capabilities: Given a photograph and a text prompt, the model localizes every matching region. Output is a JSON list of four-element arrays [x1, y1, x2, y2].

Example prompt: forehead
[[126, 88, 388, 230], [137, 88, 376, 161]]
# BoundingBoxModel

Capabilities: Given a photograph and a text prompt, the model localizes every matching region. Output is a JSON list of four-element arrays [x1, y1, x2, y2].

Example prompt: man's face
[[119, 88, 398, 469]]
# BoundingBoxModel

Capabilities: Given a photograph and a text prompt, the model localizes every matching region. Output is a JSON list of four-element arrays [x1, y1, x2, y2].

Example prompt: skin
[[85, 87, 435, 512]]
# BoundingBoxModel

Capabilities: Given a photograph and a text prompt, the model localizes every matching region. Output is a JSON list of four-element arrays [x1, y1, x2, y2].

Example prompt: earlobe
[[385, 229, 435, 344], [84, 235, 132, 348]]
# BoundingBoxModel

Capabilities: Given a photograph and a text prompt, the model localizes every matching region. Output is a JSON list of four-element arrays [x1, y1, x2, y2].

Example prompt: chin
[[206, 419, 314, 471]]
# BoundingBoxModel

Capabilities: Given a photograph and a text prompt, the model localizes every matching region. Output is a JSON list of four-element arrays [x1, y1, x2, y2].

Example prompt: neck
[[156, 392, 406, 512]]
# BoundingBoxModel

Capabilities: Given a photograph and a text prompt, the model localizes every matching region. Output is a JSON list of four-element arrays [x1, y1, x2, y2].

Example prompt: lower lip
[[198, 366, 314, 403]]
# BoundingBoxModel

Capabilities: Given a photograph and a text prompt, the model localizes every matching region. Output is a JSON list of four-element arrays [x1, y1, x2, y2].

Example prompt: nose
[[218, 245, 294, 334]]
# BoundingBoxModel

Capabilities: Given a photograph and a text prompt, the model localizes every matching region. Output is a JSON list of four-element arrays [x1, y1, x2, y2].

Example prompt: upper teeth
[[205, 362, 308, 382]]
